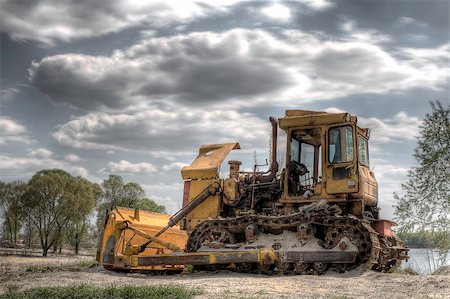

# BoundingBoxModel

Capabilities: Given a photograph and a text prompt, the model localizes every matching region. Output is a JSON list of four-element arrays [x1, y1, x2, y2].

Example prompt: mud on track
[[1, 256, 449, 298]]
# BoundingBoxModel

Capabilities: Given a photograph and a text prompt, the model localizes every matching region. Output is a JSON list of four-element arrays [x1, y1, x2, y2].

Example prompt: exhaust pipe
[[269, 116, 278, 173]]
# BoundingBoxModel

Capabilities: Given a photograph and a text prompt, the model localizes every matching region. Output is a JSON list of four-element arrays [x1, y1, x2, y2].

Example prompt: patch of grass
[[63, 259, 98, 271], [181, 265, 195, 274], [395, 267, 420, 275], [432, 265, 450, 275], [23, 260, 97, 273], [0, 283, 202, 299], [4, 283, 20, 293]]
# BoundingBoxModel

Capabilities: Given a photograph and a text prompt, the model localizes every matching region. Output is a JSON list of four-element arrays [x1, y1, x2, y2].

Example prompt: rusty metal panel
[[181, 143, 240, 180], [372, 219, 397, 237], [358, 166, 378, 207], [137, 248, 276, 266], [182, 180, 191, 208], [283, 250, 357, 263], [185, 179, 221, 230], [279, 113, 350, 130]]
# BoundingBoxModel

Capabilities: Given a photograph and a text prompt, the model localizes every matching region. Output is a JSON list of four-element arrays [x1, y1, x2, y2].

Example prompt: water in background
[[402, 248, 450, 274]]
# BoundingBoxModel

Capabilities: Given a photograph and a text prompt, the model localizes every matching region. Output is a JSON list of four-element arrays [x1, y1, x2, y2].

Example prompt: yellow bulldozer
[[97, 110, 408, 274]]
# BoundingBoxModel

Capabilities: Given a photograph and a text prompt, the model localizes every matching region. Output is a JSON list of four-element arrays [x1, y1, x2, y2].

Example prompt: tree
[[0, 181, 26, 246], [394, 100, 450, 272], [65, 177, 101, 254], [97, 175, 165, 232], [22, 169, 99, 256]]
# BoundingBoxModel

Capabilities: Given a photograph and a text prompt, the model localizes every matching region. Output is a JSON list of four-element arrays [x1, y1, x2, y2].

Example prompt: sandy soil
[[1, 256, 449, 299]]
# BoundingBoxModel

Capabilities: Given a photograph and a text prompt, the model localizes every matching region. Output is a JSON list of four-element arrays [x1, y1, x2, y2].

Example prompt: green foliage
[[397, 230, 450, 248], [21, 169, 100, 256], [1, 284, 202, 299], [394, 101, 450, 232], [2, 170, 165, 255], [0, 181, 26, 245], [394, 101, 450, 272]]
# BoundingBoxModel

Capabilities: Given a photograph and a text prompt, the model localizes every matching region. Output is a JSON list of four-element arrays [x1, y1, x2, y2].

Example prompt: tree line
[[0, 171, 165, 256]]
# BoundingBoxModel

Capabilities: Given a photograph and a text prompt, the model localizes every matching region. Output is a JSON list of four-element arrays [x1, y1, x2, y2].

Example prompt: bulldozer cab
[[280, 110, 373, 204]]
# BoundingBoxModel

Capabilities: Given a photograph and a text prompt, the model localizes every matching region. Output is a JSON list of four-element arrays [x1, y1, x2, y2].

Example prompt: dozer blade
[[97, 207, 188, 271]]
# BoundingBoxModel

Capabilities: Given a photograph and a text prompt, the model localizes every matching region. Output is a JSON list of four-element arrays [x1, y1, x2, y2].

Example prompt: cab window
[[329, 126, 354, 163], [358, 135, 370, 167]]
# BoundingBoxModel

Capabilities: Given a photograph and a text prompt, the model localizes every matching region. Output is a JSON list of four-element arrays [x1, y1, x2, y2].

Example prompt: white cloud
[[370, 157, 414, 219], [27, 148, 53, 159], [261, 3, 291, 22], [0, 116, 35, 145], [100, 160, 157, 174], [299, 0, 334, 10], [359, 112, 422, 144], [324, 107, 346, 114], [0, 154, 89, 181], [141, 182, 184, 213], [65, 154, 81, 162], [325, 107, 421, 143], [340, 18, 391, 44], [161, 162, 189, 172], [0, 88, 20, 104], [52, 107, 269, 153], [395, 16, 428, 28]]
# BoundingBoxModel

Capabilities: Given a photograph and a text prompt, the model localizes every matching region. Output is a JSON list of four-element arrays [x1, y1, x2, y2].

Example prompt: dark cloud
[[0, 0, 218, 45], [28, 29, 449, 112], [139, 58, 291, 102], [29, 54, 134, 110], [290, 0, 449, 47]]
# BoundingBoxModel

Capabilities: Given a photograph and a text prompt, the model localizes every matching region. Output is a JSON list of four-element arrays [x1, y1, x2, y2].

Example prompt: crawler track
[[187, 202, 406, 275]]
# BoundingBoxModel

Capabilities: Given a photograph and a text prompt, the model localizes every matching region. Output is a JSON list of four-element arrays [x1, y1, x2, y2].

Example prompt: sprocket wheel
[[324, 219, 371, 266], [188, 226, 236, 251]]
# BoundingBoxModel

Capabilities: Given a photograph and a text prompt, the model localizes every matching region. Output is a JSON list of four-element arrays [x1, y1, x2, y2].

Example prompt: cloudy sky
[[1, 0, 449, 218]]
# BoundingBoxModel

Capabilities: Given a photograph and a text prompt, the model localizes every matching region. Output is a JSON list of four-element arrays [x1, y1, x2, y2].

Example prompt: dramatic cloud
[[0, 0, 234, 45], [52, 107, 269, 153], [0, 116, 35, 145], [2, 0, 448, 219], [359, 112, 422, 144], [29, 29, 449, 112], [100, 160, 157, 174], [370, 157, 413, 219]]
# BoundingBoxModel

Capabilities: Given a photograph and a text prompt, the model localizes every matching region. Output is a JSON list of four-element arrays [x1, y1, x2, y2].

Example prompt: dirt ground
[[1, 256, 449, 299]]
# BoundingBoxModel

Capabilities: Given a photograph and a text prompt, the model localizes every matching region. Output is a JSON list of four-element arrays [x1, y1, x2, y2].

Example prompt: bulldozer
[[97, 109, 408, 274]]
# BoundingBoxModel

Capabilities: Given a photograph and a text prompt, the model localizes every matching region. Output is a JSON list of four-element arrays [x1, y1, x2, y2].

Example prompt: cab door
[[325, 124, 359, 194]]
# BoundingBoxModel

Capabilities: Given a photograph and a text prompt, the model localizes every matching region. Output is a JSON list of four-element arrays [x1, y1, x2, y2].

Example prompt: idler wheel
[[294, 262, 310, 274], [257, 263, 274, 274], [236, 263, 254, 272], [195, 227, 236, 250], [275, 261, 291, 274], [313, 262, 327, 274]]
